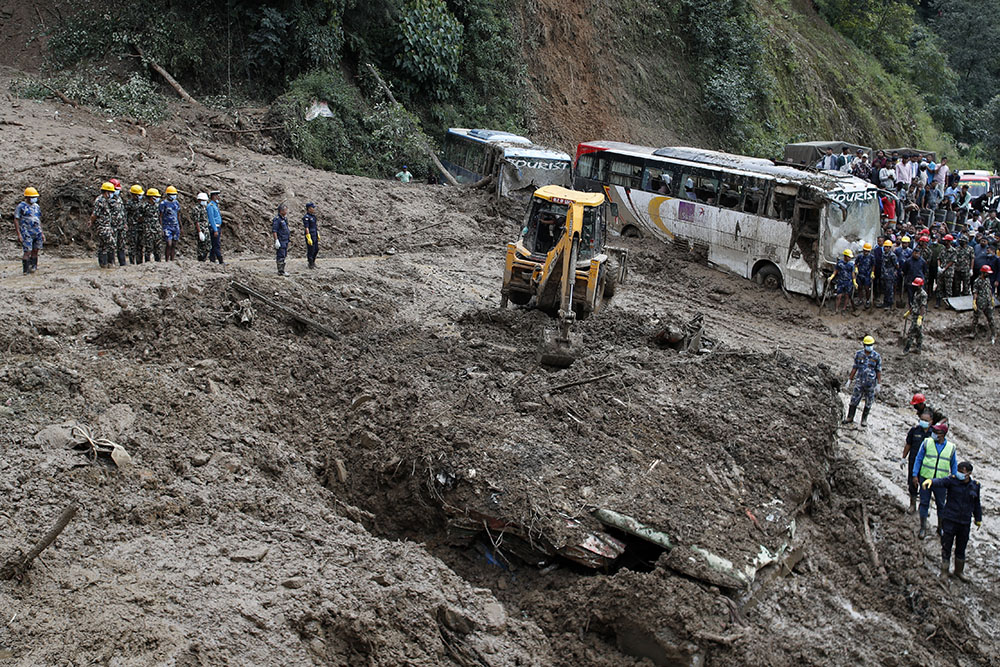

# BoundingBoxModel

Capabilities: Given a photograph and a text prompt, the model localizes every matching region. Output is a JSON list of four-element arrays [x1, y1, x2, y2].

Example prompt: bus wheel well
[[621, 225, 642, 238], [752, 261, 783, 290]]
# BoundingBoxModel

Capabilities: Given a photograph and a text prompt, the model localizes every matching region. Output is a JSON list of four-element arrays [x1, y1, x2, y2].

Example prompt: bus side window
[[772, 193, 795, 220], [609, 160, 638, 188], [577, 154, 595, 180], [719, 179, 742, 209], [685, 172, 720, 205], [645, 167, 674, 195], [743, 186, 764, 214]]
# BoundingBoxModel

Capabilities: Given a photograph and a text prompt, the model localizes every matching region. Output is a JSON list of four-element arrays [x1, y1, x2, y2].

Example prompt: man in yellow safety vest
[[912, 423, 957, 539]]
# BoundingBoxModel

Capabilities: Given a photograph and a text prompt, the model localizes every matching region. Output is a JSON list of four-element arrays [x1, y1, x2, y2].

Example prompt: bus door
[[791, 194, 821, 272]]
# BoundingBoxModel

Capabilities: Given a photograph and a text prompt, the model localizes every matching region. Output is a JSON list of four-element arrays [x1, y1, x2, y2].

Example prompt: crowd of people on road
[[843, 335, 984, 582]]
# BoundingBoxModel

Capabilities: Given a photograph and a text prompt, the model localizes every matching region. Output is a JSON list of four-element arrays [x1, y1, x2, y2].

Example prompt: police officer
[[89, 182, 117, 269], [880, 240, 898, 309], [303, 202, 320, 269], [912, 422, 957, 539], [159, 185, 181, 262], [956, 236, 975, 296], [109, 179, 127, 266], [936, 234, 957, 307], [903, 277, 927, 354], [844, 335, 881, 427], [827, 248, 855, 315], [972, 264, 996, 344], [272, 203, 290, 276], [922, 461, 982, 581], [855, 242, 876, 309], [193, 193, 211, 261], [14, 186, 43, 275], [207, 190, 224, 264], [126, 184, 145, 264], [901, 247, 927, 306], [143, 188, 163, 262], [902, 411, 933, 514]]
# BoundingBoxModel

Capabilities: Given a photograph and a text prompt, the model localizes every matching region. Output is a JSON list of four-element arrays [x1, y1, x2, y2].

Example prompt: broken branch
[[133, 43, 202, 107], [549, 372, 614, 393], [1, 505, 78, 582], [36, 79, 77, 108], [211, 126, 281, 135], [231, 281, 340, 340], [192, 146, 228, 164], [13, 155, 97, 174]]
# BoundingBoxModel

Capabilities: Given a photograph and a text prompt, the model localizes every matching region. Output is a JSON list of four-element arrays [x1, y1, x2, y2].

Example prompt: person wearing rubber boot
[[903, 277, 927, 354], [854, 242, 876, 309], [143, 189, 163, 262], [880, 240, 899, 309], [901, 411, 933, 514], [14, 186, 43, 275], [971, 265, 997, 345], [126, 184, 145, 264], [109, 179, 127, 266], [193, 193, 211, 262], [912, 423, 957, 539], [159, 185, 182, 262], [272, 203, 290, 276], [843, 335, 881, 427], [936, 234, 957, 307], [89, 182, 117, 269], [922, 461, 982, 581], [207, 190, 224, 264], [303, 202, 319, 269]]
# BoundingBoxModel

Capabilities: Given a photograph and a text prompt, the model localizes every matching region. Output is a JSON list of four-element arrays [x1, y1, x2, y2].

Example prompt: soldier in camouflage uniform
[[143, 188, 163, 262], [972, 265, 996, 344], [125, 184, 145, 264], [904, 277, 928, 354], [193, 193, 211, 261], [109, 179, 127, 266], [936, 234, 957, 307], [844, 335, 882, 428], [89, 182, 117, 269], [956, 237, 975, 296]]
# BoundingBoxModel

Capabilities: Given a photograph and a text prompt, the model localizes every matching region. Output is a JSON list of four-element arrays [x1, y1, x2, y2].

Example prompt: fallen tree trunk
[[363, 63, 459, 187], [1, 505, 78, 582], [37, 80, 77, 108], [231, 281, 340, 340], [14, 155, 97, 174], [133, 44, 202, 107]]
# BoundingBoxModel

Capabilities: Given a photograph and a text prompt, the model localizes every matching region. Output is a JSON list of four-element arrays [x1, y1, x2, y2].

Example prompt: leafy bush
[[395, 0, 464, 99], [10, 71, 167, 123]]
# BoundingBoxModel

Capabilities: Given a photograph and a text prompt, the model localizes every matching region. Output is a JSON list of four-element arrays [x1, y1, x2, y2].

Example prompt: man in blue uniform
[[913, 422, 957, 539], [880, 240, 898, 309], [15, 186, 43, 275], [855, 242, 876, 309], [207, 190, 224, 265], [303, 202, 320, 269], [923, 461, 982, 581], [159, 185, 182, 262], [844, 335, 881, 427], [272, 203, 290, 276], [828, 248, 855, 315]]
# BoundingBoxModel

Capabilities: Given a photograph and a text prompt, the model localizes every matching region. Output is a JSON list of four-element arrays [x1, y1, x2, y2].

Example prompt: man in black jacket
[[902, 411, 933, 514], [923, 461, 983, 581]]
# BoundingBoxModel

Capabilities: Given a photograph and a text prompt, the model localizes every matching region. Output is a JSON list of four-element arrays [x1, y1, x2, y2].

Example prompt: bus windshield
[[962, 180, 988, 197]]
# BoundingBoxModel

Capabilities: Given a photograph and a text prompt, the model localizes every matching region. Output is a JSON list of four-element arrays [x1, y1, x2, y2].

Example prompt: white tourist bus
[[573, 142, 882, 298]]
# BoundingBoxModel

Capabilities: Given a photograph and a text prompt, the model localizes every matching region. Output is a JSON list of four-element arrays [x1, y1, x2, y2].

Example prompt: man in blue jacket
[[912, 422, 957, 539], [272, 203, 290, 276], [207, 190, 224, 265], [923, 461, 982, 581], [303, 202, 319, 269]]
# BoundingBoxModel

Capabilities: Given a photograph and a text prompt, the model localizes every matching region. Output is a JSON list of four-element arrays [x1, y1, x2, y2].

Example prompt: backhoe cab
[[501, 186, 626, 367]]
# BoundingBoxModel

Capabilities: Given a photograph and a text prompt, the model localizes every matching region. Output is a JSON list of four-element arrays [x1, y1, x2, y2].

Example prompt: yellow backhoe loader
[[501, 186, 627, 367]]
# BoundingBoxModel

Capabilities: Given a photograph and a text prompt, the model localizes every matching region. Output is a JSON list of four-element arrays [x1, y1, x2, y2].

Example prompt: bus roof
[[578, 140, 658, 154], [449, 128, 570, 161], [448, 128, 532, 146], [959, 170, 994, 178], [504, 146, 572, 161]]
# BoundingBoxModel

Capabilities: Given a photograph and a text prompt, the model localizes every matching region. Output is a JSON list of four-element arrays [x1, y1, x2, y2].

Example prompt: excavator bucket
[[538, 328, 576, 368]]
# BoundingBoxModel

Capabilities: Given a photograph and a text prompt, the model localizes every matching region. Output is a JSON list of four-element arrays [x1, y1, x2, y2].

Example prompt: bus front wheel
[[755, 264, 782, 290], [621, 226, 642, 238]]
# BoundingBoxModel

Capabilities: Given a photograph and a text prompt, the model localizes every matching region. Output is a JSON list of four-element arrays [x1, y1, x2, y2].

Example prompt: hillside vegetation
[[7, 0, 996, 173]]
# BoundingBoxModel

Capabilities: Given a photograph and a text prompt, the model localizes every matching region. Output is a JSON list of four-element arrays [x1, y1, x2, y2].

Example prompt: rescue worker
[[126, 184, 144, 264], [272, 203, 290, 276], [207, 190, 223, 264], [828, 248, 855, 315], [303, 202, 319, 269], [844, 335, 881, 428], [957, 236, 975, 296], [89, 182, 117, 269], [910, 393, 946, 425], [880, 240, 899, 309], [972, 265, 997, 344], [109, 179, 127, 266], [902, 411, 933, 514], [913, 422, 957, 539], [903, 277, 927, 354], [936, 234, 957, 307], [855, 242, 876, 309], [193, 193, 211, 261], [143, 188, 163, 262], [922, 461, 982, 581], [901, 247, 927, 306], [14, 186, 43, 275], [159, 185, 181, 262]]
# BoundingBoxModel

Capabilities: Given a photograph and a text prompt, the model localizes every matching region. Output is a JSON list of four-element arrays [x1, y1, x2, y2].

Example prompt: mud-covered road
[[2, 82, 999, 666]]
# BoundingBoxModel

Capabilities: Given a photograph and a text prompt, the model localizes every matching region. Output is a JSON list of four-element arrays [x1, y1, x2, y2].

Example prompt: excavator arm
[[537, 202, 584, 367]]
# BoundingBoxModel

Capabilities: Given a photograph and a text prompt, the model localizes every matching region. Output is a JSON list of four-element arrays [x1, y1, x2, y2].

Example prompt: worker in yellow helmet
[[827, 248, 856, 316], [844, 335, 881, 428], [15, 187, 43, 274], [159, 185, 181, 261], [143, 188, 163, 262], [89, 182, 117, 269], [126, 185, 145, 264], [855, 242, 876, 309]]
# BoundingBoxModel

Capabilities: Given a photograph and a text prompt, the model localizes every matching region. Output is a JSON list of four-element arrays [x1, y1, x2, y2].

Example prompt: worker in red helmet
[[910, 393, 946, 425], [903, 277, 927, 354], [971, 264, 996, 344], [912, 422, 958, 540], [901, 409, 934, 513]]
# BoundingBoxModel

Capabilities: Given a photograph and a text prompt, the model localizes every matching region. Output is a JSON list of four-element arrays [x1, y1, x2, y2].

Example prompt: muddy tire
[[621, 226, 642, 238], [755, 264, 782, 290], [508, 291, 531, 306], [604, 262, 619, 298]]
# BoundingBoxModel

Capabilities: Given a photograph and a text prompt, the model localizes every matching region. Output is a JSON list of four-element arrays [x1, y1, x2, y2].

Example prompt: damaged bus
[[573, 143, 881, 298], [441, 128, 572, 199]]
